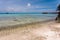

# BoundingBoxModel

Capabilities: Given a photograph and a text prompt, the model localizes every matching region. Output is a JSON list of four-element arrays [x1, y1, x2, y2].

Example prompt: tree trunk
[[56, 12, 60, 22]]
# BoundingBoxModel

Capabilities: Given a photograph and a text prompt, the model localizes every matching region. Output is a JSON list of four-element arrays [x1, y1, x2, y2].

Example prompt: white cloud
[[5, 6, 29, 12]]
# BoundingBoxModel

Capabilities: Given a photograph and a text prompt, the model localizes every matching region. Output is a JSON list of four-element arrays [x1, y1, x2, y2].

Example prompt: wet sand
[[0, 20, 60, 40]]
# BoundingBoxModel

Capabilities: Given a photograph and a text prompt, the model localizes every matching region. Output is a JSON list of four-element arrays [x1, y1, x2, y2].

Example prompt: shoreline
[[0, 19, 54, 31], [0, 19, 55, 36], [0, 19, 60, 40]]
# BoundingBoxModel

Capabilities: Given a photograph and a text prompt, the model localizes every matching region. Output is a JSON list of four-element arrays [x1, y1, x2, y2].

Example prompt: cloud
[[0, 0, 59, 12], [5, 6, 26, 12]]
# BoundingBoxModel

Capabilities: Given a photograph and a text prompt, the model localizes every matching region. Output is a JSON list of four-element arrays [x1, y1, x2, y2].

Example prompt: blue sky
[[0, 0, 59, 12]]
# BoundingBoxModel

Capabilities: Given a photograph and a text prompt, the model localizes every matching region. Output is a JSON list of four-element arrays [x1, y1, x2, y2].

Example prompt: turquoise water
[[0, 13, 57, 21]]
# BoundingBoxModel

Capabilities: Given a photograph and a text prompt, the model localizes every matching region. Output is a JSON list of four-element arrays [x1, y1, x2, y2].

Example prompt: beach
[[0, 13, 59, 40], [0, 0, 59, 40], [0, 20, 60, 40]]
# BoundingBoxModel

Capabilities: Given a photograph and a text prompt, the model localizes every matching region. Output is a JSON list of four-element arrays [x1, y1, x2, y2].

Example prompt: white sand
[[0, 21, 60, 40]]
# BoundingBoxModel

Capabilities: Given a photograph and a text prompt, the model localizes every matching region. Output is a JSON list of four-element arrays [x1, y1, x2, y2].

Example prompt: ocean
[[0, 12, 58, 26], [0, 12, 57, 21]]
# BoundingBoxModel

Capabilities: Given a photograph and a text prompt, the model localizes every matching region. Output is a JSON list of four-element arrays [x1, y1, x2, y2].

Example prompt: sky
[[0, 0, 60, 12]]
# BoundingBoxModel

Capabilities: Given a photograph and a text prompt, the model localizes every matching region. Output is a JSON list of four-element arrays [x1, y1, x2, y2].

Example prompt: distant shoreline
[[0, 12, 58, 14]]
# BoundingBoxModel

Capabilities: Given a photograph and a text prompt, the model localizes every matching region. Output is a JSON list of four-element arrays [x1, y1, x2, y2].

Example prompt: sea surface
[[0, 12, 57, 21], [0, 12, 58, 26]]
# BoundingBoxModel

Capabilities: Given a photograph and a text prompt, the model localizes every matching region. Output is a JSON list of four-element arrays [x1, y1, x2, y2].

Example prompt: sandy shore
[[0, 20, 60, 40]]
